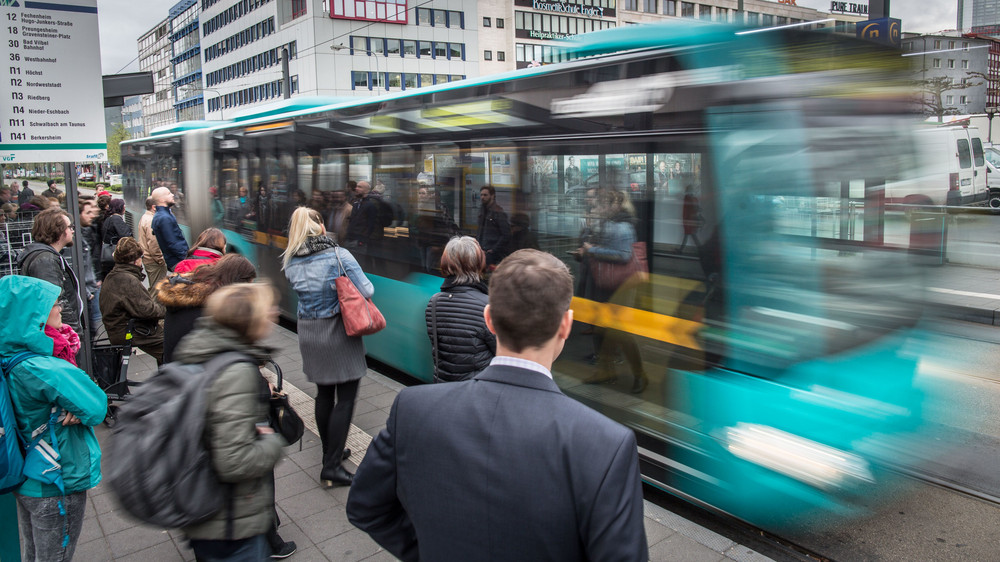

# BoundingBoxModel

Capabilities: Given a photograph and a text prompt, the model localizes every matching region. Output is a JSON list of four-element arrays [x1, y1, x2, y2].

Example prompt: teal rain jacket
[[0, 275, 107, 497]]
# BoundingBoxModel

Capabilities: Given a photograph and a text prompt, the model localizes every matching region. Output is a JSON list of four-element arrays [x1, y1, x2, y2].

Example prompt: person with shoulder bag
[[425, 236, 495, 382], [282, 207, 374, 488], [175, 283, 288, 561], [100, 198, 132, 280]]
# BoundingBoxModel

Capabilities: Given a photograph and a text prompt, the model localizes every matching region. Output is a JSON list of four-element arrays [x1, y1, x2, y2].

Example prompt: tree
[[107, 123, 130, 169], [915, 72, 985, 122]]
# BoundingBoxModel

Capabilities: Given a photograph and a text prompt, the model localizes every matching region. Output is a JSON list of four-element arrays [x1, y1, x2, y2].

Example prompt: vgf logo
[[1, 154, 15, 162]]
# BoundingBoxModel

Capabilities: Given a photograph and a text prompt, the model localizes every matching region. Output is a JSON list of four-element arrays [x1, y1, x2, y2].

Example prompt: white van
[[886, 126, 988, 206]]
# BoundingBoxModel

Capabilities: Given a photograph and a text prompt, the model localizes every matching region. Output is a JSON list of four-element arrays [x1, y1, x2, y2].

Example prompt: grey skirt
[[297, 314, 367, 385]]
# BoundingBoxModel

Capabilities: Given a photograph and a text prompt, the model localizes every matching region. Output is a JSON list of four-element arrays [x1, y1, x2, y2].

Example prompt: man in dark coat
[[18, 179, 34, 206], [476, 185, 511, 267], [345, 180, 380, 249], [150, 186, 189, 271], [347, 249, 648, 562], [16, 207, 84, 338], [40, 179, 61, 201]]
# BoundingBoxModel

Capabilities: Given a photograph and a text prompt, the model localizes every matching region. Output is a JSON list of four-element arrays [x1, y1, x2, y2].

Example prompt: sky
[[97, 0, 959, 75]]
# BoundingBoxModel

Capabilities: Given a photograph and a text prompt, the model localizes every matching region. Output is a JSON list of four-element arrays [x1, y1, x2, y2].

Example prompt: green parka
[[0, 275, 107, 497], [175, 317, 285, 541]]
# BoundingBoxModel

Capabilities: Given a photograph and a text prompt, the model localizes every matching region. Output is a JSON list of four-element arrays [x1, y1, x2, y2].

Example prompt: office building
[[903, 32, 992, 114], [137, 18, 175, 133], [135, 0, 860, 124]]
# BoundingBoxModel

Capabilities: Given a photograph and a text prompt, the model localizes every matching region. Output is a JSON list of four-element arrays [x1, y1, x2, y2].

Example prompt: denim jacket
[[284, 239, 374, 320], [588, 218, 636, 264]]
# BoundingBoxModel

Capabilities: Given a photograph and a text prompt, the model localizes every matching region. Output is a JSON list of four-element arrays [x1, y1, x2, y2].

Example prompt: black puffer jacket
[[424, 278, 496, 382]]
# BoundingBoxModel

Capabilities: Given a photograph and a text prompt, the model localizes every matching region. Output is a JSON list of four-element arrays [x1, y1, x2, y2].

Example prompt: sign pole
[[64, 166, 92, 376]]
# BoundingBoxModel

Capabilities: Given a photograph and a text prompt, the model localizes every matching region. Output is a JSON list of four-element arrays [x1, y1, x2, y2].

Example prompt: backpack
[[374, 197, 395, 228], [107, 352, 255, 528], [0, 351, 39, 494]]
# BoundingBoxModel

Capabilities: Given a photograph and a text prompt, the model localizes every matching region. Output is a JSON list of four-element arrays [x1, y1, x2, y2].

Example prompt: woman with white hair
[[424, 236, 496, 382], [281, 206, 373, 487]]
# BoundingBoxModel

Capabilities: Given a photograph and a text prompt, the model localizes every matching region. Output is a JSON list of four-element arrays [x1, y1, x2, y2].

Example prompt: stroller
[[90, 319, 137, 426]]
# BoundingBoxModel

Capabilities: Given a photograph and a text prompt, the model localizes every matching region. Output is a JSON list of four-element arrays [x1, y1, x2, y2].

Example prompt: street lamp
[[201, 87, 226, 120], [331, 43, 384, 95], [987, 106, 998, 144]]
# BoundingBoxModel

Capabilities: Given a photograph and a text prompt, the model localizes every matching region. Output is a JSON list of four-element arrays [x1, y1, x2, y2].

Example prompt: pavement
[[67, 324, 776, 562]]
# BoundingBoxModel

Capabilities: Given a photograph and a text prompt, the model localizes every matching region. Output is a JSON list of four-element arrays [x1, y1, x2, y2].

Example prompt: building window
[[643, 0, 656, 12], [776, 16, 787, 25], [962, 59, 969, 69], [420, 73, 432, 87], [681, 2, 694, 17], [699, 5, 711, 19], [933, 40, 941, 49], [948, 59, 955, 68], [404, 73, 417, 89], [434, 42, 447, 58], [483, 16, 491, 27], [963, 41, 969, 51], [403, 40, 416, 56], [946, 95, 953, 104], [419, 41, 431, 57], [663, 0, 675, 15], [961, 95, 968, 104], [291, 0, 306, 18], [352, 70, 369, 90], [623, 0, 638, 9], [497, 51, 505, 61], [746, 11, 758, 25], [949, 41, 955, 49], [484, 50, 493, 60], [332, 0, 408, 24], [933, 58, 940, 68], [762, 13, 774, 26], [496, 18, 504, 28]]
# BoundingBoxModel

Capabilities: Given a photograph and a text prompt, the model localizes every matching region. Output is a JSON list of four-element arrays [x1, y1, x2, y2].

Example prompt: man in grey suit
[[347, 249, 647, 561]]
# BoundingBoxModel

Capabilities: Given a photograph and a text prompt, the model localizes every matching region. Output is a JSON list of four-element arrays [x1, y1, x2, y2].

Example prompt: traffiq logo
[[86, 152, 106, 160]]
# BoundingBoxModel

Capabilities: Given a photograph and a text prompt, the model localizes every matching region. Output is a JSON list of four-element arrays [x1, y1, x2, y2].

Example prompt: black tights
[[315, 380, 359, 471]]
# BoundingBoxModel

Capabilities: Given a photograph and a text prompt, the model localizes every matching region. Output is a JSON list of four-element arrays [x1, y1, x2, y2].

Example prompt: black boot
[[320, 465, 354, 488]]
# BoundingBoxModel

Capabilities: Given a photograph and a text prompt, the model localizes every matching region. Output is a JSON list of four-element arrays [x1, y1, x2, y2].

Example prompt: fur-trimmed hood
[[154, 274, 217, 309]]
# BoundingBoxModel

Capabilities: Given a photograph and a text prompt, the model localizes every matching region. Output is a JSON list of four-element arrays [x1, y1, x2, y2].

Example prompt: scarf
[[295, 235, 338, 257], [45, 324, 80, 366]]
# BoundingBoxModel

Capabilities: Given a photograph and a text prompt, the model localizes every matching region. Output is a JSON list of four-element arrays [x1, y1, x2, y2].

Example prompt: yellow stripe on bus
[[571, 296, 703, 351]]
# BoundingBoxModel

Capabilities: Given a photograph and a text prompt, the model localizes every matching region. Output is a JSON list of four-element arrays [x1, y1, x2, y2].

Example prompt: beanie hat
[[113, 237, 144, 264]]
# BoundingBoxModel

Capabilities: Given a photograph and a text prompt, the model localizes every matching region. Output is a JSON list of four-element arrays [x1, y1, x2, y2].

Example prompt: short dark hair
[[0, 187, 10, 196], [481, 185, 496, 197], [108, 198, 125, 215], [47, 179, 56, 188], [21, 180, 28, 188], [145, 197, 154, 210], [31, 207, 70, 245], [78, 195, 95, 214], [488, 249, 573, 352]]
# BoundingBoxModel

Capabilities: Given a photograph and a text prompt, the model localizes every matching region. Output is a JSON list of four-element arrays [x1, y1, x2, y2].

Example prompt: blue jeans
[[15, 491, 88, 562], [189, 534, 269, 562], [88, 286, 102, 340]]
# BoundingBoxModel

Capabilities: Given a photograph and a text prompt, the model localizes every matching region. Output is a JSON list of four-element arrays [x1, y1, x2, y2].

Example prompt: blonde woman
[[281, 206, 373, 487]]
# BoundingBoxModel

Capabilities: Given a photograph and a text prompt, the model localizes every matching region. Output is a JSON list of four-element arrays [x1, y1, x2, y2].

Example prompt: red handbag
[[590, 241, 649, 291], [333, 248, 386, 337]]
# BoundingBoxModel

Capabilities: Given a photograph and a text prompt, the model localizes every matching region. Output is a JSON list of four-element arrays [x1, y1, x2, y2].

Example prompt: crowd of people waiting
[[1, 179, 650, 561]]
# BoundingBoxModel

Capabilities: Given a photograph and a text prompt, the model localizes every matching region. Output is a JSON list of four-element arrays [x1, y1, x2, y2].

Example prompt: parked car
[[78, 171, 95, 181]]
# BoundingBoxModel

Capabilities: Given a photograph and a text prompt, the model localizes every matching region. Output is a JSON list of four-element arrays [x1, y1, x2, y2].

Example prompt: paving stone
[[351, 398, 379, 417], [315, 528, 384, 562], [114, 539, 183, 562], [279, 488, 343, 521], [106, 524, 173, 559], [644, 514, 677, 547], [351, 410, 389, 434], [275, 468, 325, 501], [366, 390, 397, 411], [283, 545, 331, 562], [73, 537, 112, 561], [360, 548, 400, 561], [90, 488, 119, 515], [648, 532, 727, 562], [298, 504, 356, 545], [96, 508, 143, 536], [78, 514, 105, 545]]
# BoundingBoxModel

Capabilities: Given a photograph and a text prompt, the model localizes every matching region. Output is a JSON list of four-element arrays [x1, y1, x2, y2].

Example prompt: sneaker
[[271, 541, 297, 559]]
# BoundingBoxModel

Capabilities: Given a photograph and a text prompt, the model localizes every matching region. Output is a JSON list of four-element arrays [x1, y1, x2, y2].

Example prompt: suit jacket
[[346, 364, 648, 562]]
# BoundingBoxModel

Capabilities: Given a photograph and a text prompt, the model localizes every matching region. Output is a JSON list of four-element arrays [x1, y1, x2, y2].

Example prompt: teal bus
[[122, 21, 948, 530]]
